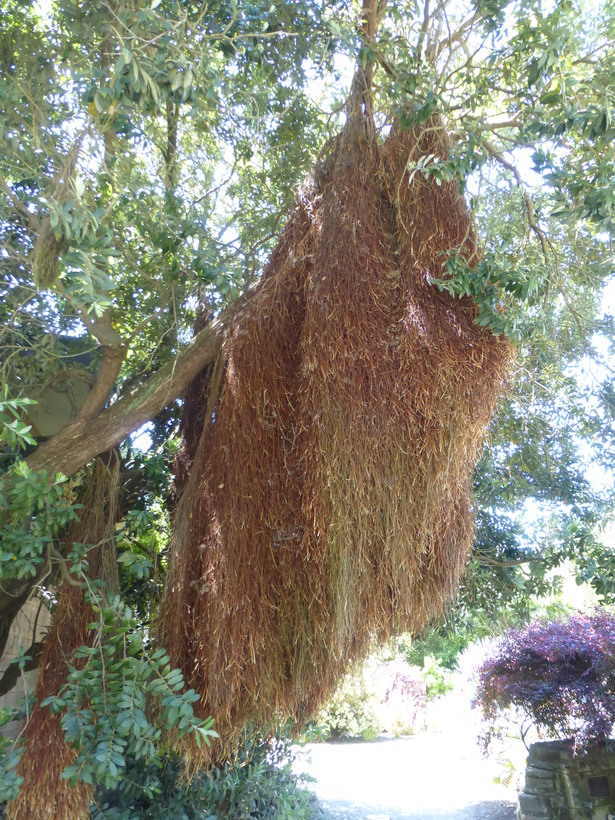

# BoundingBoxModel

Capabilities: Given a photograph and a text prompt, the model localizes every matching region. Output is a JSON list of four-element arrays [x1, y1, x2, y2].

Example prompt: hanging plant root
[[7, 455, 120, 820], [162, 116, 513, 767]]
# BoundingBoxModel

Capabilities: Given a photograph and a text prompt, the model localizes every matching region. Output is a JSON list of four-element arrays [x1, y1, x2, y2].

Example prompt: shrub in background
[[376, 660, 426, 735], [316, 656, 438, 741], [475, 610, 615, 752], [421, 656, 454, 700], [397, 625, 476, 670], [317, 667, 380, 741], [398, 597, 576, 672]]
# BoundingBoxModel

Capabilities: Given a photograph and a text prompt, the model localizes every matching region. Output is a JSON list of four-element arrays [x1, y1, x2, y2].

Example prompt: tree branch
[[164, 99, 179, 192], [464, 116, 523, 131], [483, 139, 551, 266], [475, 554, 538, 567], [433, 10, 482, 62], [75, 343, 126, 423], [76, 308, 125, 349], [417, 0, 431, 67], [24, 301, 242, 478]]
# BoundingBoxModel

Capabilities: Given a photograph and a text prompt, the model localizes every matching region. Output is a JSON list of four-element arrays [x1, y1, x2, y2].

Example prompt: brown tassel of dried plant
[[7, 454, 120, 820], [162, 76, 512, 767]]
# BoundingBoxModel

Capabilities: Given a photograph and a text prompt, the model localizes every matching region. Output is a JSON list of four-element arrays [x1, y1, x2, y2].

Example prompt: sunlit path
[[296, 733, 516, 819], [296, 683, 520, 819]]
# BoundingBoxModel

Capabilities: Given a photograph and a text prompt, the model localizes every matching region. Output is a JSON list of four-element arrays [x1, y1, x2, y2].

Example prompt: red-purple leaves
[[475, 611, 615, 751]]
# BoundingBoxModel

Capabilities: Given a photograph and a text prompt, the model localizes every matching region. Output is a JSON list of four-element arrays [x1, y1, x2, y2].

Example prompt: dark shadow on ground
[[318, 797, 517, 819]]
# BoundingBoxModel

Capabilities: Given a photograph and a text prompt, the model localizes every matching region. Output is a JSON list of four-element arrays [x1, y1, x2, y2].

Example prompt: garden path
[[295, 682, 523, 819]]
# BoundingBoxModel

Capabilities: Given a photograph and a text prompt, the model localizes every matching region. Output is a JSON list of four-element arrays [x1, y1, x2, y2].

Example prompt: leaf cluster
[[42, 594, 217, 796], [0, 459, 80, 580], [475, 610, 615, 751], [93, 730, 317, 819]]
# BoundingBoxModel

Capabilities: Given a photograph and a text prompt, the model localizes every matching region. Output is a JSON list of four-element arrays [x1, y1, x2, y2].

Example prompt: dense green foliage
[[316, 668, 381, 742], [92, 734, 317, 819], [42, 596, 217, 791], [1, 0, 614, 810]]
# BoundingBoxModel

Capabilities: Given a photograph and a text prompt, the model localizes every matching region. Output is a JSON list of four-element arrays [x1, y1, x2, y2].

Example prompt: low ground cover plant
[[475, 610, 615, 752]]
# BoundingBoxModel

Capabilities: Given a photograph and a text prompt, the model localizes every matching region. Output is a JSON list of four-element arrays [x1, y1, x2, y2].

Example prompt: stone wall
[[518, 740, 615, 820]]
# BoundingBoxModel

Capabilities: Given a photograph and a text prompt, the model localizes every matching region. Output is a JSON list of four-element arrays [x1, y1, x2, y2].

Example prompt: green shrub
[[397, 590, 578, 673], [92, 731, 318, 819], [397, 628, 472, 670], [317, 668, 380, 741], [421, 656, 454, 700], [389, 719, 415, 737]]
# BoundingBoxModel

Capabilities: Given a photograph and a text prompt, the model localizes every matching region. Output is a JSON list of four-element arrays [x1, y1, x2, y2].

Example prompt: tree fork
[[24, 309, 234, 478]]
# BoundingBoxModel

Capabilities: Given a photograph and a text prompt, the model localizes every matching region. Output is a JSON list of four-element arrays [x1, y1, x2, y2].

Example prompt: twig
[[433, 11, 483, 62], [47, 544, 84, 588], [475, 554, 539, 568], [483, 139, 552, 267], [0, 171, 37, 229], [416, 0, 431, 67], [463, 116, 523, 131]]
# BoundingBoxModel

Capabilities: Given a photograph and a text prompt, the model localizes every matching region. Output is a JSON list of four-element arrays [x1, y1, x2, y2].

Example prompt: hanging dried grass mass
[[162, 112, 513, 764], [7, 455, 120, 820]]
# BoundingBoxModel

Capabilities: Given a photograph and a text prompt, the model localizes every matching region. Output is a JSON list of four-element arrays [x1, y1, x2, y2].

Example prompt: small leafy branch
[[475, 610, 615, 753], [43, 594, 217, 796], [0, 461, 81, 581], [0, 388, 36, 452], [431, 249, 546, 341]]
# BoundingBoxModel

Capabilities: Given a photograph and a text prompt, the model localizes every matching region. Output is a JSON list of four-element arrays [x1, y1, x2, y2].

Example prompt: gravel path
[[295, 734, 517, 819], [294, 686, 522, 820]]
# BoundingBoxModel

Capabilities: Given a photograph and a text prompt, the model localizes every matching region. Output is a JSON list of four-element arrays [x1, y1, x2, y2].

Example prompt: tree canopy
[[1, 0, 614, 812]]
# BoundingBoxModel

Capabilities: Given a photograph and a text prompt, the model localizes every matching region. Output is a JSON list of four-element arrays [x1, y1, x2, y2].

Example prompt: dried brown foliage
[[7, 454, 120, 820], [162, 114, 513, 765]]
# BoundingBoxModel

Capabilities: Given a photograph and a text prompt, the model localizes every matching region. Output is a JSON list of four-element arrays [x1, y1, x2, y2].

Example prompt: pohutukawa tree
[[1, 0, 614, 813]]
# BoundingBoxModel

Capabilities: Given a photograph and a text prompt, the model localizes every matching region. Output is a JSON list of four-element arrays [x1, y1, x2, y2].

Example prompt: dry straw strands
[[7, 454, 120, 820], [162, 114, 512, 765]]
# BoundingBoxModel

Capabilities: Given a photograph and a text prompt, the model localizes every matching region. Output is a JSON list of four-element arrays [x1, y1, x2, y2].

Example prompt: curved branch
[[483, 139, 552, 266], [24, 300, 242, 478], [76, 343, 126, 423]]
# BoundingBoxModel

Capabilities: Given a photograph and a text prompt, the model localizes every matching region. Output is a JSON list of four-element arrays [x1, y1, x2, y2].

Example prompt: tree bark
[[25, 309, 232, 478]]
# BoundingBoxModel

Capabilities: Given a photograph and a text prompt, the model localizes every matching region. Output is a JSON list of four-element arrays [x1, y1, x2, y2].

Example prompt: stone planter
[[517, 740, 615, 820]]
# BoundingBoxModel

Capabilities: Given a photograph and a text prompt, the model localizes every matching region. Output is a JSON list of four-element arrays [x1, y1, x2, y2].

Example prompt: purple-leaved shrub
[[475, 610, 615, 752]]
